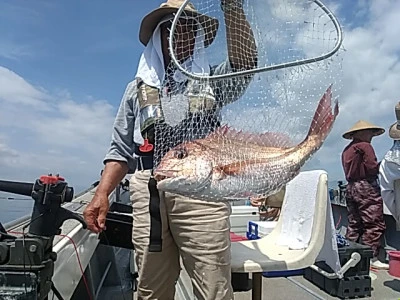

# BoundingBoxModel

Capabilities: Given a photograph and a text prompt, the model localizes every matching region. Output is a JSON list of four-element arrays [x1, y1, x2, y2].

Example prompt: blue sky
[[0, 1, 151, 104], [1, 0, 400, 193]]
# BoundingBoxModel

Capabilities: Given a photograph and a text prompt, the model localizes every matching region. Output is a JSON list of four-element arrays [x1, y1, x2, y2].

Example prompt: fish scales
[[154, 85, 338, 201]]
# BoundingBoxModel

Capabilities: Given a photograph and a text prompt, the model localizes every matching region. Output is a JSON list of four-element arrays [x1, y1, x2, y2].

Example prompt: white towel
[[316, 195, 341, 273], [277, 170, 340, 273], [135, 15, 210, 89], [277, 170, 322, 249]]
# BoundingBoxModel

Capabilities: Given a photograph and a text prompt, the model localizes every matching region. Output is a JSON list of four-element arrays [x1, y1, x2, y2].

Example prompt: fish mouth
[[153, 170, 177, 182], [154, 166, 213, 194]]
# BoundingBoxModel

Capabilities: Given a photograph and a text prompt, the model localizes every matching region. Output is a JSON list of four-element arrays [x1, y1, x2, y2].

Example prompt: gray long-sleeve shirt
[[103, 60, 251, 173]]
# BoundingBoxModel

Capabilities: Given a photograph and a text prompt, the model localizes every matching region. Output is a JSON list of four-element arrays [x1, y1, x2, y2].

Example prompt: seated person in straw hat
[[341, 120, 389, 269], [379, 102, 400, 229], [83, 1, 257, 299]]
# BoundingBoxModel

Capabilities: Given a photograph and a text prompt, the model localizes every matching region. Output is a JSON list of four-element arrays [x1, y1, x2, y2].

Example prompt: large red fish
[[154, 85, 338, 201]]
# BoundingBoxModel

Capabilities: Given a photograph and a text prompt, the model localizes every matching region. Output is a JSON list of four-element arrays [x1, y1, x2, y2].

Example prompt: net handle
[[168, 0, 343, 81]]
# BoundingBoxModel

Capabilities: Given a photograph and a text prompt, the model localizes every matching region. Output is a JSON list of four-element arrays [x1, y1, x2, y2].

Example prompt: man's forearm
[[223, 1, 257, 70], [95, 160, 129, 196]]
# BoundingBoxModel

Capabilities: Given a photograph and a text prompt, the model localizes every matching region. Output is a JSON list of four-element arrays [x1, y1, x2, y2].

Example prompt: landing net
[[153, 0, 344, 201]]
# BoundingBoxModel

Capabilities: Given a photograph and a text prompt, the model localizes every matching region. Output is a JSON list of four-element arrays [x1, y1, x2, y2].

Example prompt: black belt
[[136, 155, 162, 252], [137, 156, 154, 171], [148, 176, 162, 252]]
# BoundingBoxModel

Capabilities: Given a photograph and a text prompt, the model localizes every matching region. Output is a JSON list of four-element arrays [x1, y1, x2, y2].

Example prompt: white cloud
[[0, 66, 116, 192], [0, 66, 48, 107], [0, 40, 33, 61], [303, 0, 400, 180], [0, 136, 19, 166]]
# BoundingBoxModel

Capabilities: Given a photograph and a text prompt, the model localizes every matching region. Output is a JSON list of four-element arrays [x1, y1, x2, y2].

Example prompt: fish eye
[[174, 148, 188, 159]]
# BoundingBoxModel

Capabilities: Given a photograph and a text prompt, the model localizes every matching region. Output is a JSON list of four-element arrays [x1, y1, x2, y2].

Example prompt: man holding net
[[83, 0, 257, 299]]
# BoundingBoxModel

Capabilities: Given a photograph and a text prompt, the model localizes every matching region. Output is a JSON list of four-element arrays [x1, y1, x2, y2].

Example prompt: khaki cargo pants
[[130, 169, 233, 300]]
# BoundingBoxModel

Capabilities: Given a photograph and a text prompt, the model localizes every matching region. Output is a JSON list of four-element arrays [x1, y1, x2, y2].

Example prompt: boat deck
[[4, 184, 399, 300], [63, 190, 400, 300], [104, 265, 400, 300]]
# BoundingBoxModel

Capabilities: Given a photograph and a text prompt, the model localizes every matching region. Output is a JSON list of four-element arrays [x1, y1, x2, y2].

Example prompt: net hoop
[[168, 0, 343, 81]]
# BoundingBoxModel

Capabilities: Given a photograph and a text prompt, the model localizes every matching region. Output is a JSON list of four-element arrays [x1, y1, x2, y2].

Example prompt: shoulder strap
[[148, 176, 162, 252]]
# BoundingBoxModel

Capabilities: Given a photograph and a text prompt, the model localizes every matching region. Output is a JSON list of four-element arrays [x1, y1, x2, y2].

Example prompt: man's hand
[[249, 196, 266, 207], [83, 192, 110, 233], [83, 160, 129, 233], [261, 207, 281, 221]]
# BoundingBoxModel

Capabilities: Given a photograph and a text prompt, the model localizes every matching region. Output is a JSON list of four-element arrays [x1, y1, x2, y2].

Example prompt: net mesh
[[153, 0, 344, 201]]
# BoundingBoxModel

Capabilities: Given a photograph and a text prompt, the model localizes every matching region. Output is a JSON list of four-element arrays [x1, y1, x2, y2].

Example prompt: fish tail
[[306, 84, 339, 142]]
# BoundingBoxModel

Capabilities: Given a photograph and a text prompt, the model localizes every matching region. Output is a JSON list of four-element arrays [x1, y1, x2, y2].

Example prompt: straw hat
[[342, 120, 385, 140], [139, 0, 219, 48], [389, 102, 400, 140]]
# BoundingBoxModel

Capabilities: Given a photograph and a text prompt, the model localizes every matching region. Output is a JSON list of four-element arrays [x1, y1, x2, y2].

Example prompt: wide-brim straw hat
[[139, 0, 219, 48], [342, 120, 385, 140], [389, 102, 400, 140]]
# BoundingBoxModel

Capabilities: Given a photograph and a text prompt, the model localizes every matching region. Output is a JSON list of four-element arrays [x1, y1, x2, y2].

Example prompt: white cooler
[[230, 205, 259, 235], [247, 220, 278, 239]]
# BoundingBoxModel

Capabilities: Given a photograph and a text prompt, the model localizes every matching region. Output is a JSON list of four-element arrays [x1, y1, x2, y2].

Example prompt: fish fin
[[306, 84, 339, 141], [208, 125, 294, 148], [215, 160, 258, 176], [214, 163, 241, 180], [213, 167, 227, 180], [213, 164, 241, 177], [220, 163, 242, 175]]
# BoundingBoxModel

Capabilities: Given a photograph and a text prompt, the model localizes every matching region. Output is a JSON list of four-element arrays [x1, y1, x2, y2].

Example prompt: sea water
[[0, 192, 33, 224]]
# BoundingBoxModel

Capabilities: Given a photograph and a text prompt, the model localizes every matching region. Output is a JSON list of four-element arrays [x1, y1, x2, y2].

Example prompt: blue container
[[246, 221, 260, 240]]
